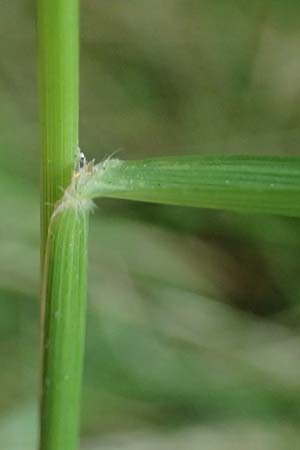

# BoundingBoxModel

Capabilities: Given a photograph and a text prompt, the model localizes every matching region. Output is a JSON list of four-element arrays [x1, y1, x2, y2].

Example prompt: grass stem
[[38, 1, 88, 449]]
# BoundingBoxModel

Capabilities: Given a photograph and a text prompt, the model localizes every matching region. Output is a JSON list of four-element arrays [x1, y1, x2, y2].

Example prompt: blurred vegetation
[[1, 1, 300, 448]]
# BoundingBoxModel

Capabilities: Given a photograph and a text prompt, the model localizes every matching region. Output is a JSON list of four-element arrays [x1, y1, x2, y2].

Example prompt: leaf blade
[[79, 156, 300, 217]]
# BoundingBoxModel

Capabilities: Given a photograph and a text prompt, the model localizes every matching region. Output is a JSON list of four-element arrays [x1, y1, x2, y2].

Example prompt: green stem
[[38, 1, 87, 449], [38, 0, 79, 259]]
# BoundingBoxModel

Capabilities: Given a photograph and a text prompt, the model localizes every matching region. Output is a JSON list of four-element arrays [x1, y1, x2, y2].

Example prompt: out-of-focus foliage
[[1, 1, 300, 448]]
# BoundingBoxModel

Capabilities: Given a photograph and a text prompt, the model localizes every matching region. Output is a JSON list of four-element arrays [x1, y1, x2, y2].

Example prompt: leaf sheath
[[40, 207, 89, 450]]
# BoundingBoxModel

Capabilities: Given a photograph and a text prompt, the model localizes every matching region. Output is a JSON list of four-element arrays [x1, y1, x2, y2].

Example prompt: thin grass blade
[[78, 155, 300, 218]]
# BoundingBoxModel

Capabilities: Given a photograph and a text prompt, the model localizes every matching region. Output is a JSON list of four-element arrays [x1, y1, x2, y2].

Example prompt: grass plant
[[37, 1, 300, 449]]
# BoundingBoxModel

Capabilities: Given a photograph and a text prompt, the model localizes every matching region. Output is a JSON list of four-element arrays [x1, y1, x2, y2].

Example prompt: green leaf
[[77, 155, 300, 218]]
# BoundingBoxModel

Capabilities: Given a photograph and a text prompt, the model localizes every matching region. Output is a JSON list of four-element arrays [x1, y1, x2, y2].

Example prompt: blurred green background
[[1, 1, 300, 449]]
